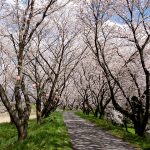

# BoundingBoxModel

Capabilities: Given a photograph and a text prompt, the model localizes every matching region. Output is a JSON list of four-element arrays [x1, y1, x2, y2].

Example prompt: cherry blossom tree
[[80, 0, 150, 136], [23, 8, 85, 120], [0, 0, 71, 141]]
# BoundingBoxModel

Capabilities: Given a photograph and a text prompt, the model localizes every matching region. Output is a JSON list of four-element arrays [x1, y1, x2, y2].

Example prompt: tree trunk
[[99, 109, 104, 119], [36, 98, 41, 123], [36, 109, 41, 124], [9, 114, 14, 124], [94, 107, 99, 117], [134, 121, 145, 137], [17, 123, 28, 141], [42, 110, 52, 118]]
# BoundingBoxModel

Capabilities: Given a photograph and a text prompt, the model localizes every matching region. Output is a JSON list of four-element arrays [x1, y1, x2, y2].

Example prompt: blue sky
[[110, 4, 150, 25]]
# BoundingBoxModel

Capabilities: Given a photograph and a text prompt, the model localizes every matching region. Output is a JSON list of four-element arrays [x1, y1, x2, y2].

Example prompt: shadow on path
[[63, 112, 137, 150]]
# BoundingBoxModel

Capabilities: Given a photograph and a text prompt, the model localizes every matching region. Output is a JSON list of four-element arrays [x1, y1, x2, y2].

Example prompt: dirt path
[[63, 112, 137, 150], [0, 114, 36, 123]]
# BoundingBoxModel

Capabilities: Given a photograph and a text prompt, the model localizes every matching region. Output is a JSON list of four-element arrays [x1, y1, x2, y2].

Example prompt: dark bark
[[134, 121, 145, 137], [42, 98, 59, 118], [0, 84, 30, 141], [99, 108, 105, 119], [17, 123, 28, 141], [36, 98, 41, 123], [94, 106, 99, 117]]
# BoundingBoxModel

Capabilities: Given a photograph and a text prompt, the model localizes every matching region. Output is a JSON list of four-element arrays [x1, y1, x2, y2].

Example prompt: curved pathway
[[63, 112, 138, 150]]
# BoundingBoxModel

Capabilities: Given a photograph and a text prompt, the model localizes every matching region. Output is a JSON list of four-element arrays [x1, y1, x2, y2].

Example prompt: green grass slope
[[0, 111, 72, 150]]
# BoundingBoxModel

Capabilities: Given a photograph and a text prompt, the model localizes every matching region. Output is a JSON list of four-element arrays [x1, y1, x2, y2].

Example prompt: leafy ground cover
[[76, 112, 150, 150], [0, 111, 72, 150]]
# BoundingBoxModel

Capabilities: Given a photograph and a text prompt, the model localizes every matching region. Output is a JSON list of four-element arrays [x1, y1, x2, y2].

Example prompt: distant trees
[[73, 60, 111, 117]]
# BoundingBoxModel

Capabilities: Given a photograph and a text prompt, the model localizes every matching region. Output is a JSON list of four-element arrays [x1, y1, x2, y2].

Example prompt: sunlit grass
[[0, 111, 72, 150], [76, 111, 150, 150]]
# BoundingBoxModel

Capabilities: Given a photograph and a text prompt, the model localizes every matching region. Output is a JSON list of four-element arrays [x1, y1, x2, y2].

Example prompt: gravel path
[[63, 112, 137, 150]]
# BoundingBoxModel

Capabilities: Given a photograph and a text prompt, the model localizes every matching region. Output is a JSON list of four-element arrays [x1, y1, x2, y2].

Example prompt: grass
[[0, 111, 72, 150], [76, 111, 150, 150]]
